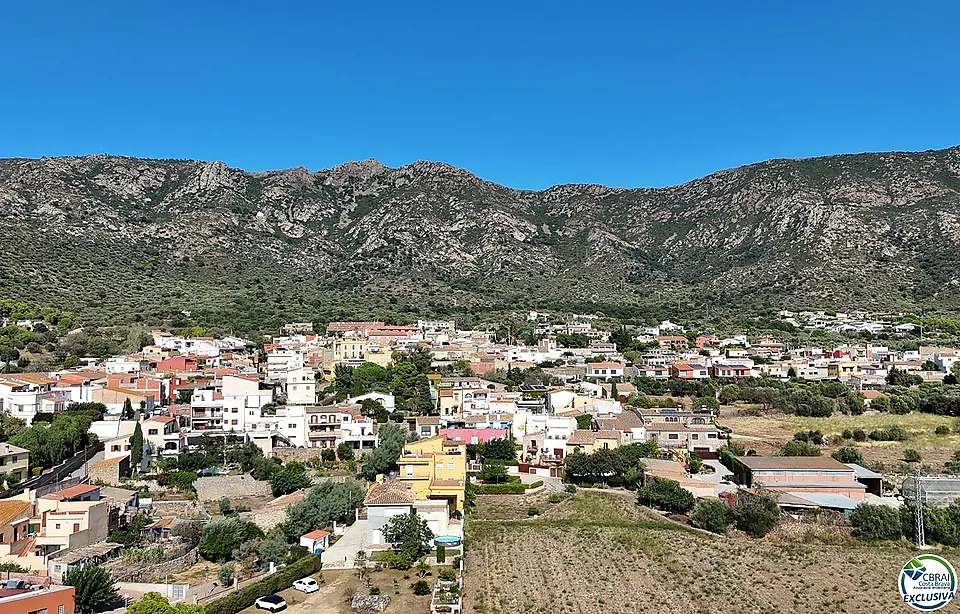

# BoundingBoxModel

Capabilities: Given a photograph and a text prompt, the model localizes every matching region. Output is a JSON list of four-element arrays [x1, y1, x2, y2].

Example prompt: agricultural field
[[719, 405, 960, 471], [464, 492, 915, 614]]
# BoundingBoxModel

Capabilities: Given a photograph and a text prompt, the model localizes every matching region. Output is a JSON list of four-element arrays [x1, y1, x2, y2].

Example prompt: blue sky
[[1, 2, 958, 189]]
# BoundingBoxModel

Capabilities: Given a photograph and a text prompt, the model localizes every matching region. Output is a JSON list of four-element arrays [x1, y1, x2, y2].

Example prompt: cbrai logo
[[899, 555, 957, 611]]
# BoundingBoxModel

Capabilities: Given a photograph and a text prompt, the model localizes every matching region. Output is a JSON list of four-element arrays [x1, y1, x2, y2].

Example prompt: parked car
[[719, 426, 732, 434], [293, 577, 320, 593], [255, 595, 287, 611]]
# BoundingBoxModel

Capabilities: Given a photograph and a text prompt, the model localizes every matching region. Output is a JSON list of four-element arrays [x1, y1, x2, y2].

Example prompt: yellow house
[[334, 339, 368, 362], [827, 361, 859, 381], [397, 435, 466, 511], [565, 429, 622, 455]]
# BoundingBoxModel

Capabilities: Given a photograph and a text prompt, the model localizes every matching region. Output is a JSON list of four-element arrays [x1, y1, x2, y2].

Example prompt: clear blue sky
[[2, 2, 959, 190]]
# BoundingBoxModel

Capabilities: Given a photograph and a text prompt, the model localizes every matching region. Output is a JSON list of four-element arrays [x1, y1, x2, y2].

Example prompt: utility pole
[[914, 469, 925, 548]]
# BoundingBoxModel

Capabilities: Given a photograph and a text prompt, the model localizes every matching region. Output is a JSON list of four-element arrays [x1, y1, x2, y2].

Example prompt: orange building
[[0, 585, 75, 614]]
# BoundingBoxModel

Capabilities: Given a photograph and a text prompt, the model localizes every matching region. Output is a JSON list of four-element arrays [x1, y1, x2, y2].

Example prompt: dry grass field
[[464, 492, 916, 614], [720, 406, 960, 471]]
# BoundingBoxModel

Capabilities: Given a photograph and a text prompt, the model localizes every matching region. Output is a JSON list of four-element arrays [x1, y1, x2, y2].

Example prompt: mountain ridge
[[2, 146, 960, 331]]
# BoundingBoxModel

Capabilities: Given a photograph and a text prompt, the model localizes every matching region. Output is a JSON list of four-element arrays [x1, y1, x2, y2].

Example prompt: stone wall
[[273, 448, 322, 463], [194, 475, 272, 502], [107, 548, 200, 583], [152, 499, 207, 518]]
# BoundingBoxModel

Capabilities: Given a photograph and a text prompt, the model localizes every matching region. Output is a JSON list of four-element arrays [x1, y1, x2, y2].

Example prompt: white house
[[299, 529, 331, 554], [284, 367, 316, 405], [587, 362, 624, 379]]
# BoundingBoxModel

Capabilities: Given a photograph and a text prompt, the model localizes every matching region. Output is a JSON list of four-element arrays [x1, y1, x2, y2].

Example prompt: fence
[[117, 582, 190, 601]]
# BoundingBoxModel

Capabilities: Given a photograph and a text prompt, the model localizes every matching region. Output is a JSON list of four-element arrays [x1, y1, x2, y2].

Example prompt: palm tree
[[64, 565, 118, 614]]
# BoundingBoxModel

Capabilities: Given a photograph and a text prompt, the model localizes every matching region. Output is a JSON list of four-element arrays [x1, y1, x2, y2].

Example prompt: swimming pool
[[434, 535, 462, 547]]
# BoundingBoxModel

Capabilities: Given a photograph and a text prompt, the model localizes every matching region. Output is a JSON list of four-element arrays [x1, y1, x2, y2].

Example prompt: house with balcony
[[305, 403, 360, 449], [644, 423, 722, 457], [284, 367, 317, 405], [670, 363, 710, 379], [397, 436, 467, 512], [0, 375, 56, 425], [0, 443, 29, 483], [0, 484, 111, 572], [565, 429, 621, 455], [586, 362, 625, 380], [143, 416, 187, 456], [190, 387, 224, 431]]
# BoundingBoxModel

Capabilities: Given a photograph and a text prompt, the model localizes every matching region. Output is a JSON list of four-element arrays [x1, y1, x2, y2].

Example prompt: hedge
[[204, 554, 323, 614], [475, 480, 543, 495]]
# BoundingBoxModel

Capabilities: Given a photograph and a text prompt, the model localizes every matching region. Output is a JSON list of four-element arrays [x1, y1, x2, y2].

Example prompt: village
[[1, 312, 959, 614]]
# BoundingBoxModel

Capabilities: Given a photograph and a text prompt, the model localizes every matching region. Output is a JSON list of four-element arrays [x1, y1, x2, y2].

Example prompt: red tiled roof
[[46, 483, 100, 500], [301, 529, 330, 539]]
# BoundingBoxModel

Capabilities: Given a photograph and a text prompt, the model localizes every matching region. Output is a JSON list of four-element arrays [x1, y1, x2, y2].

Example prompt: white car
[[254, 595, 287, 611], [293, 577, 320, 593]]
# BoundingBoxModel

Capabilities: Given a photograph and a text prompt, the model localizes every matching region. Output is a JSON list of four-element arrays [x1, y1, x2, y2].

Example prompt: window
[[231, 419, 238, 425], [447, 462, 454, 470], [73, 523, 80, 532], [691, 434, 699, 440], [288, 424, 295, 429], [707, 433, 717, 439], [602, 442, 609, 449], [11, 456, 16, 462], [60, 604, 65, 614], [28, 609, 47, 614], [148, 429, 159, 435], [55, 523, 61, 530], [436, 463, 443, 471], [668, 434, 679, 440], [405, 465, 414, 476]]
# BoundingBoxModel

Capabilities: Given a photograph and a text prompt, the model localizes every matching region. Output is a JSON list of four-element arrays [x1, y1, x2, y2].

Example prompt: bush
[[203, 555, 323, 614], [690, 499, 732, 534], [548, 494, 563, 504], [852, 428, 867, 442], [831, 446, 864, 464], [199, 517, 263, 562], [435, 544, 445, 563], [850, 504, 902, 541], [734, 491, 780, 538], [904, 449, 922, 463], [936, 425, 950, 436], [793, 430, 824, 445], [869, 426, 909, 442], [526, 507, 542, 517], [437, 568, 456, 581], [841, 429, 853, 440], [170, 471, 198, 493], [368, 586, 381, 596], [564, 484, 577, 494], [218, 497, 233, 516], [777, 440, 821, 457], [635, 478, 695, 514], [411, 580, 431, 596], [528, 480, 543, 489]]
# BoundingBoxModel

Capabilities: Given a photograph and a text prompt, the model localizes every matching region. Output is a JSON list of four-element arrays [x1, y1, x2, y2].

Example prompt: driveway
[[321, 520, 368, 569], [699, 460, 737, 495]]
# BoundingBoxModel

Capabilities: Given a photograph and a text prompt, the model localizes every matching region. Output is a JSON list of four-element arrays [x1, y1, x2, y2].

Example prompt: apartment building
[[397, 436, 467, 511], [0, 443, 29, 483]]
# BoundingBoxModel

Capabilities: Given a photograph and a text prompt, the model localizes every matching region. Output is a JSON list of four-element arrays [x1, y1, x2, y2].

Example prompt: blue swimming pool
[[434, 535, 462, 547]]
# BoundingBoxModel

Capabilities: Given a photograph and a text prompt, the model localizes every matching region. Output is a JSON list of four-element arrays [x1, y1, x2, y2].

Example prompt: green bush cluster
[[868, 426, 909, 441], [203, 555, 323, 614]]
